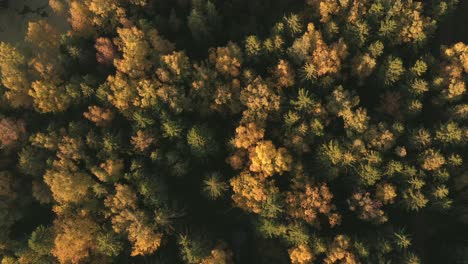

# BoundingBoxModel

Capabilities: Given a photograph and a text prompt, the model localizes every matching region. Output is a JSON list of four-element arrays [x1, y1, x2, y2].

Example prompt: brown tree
[[95, 37, 117, 65]]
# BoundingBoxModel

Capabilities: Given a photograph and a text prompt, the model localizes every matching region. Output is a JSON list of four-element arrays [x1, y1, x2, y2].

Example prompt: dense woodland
[[0, 0, 467, 263]]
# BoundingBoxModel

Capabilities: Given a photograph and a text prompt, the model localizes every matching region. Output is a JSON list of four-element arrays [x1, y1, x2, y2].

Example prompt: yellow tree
[[248, 141, 293, 177], [69, 0, 95, 36], [324, 235, 359, 264], [233, 122, 265, 149], [274, 59, 295, 88], [114, 27, 152, 78], [288, 244, 315, 264], [83, 106, 114, 126], [104, 184, 163, 256], [29, 81, 72, 113], [230, 171, 278, 215], [44, 167, 94, 204], [0, 43, 32, 108], [52, 215, 100, 264], [26, 20, 61, 81], [208, 42, 242, 78], [240, 77, 280, 123]]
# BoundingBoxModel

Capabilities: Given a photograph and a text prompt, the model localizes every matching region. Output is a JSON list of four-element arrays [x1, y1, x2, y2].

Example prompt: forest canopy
[[0, 0, 467, 263]]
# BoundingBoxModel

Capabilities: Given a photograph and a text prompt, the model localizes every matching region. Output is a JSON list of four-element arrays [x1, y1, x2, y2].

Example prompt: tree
[[202, 172, 228, 200], [285, 182, 340, 227], [248, 140, 293, 177], [0, 43, 32, 108], [69, 0, 94, 36], [83, 106, 114, 126], [288, 244, 315, 264], [188, 0, 221, 43], [113, 27, 153, 78], [324, 235, 359, 264], [0, 118, 26, 149], [348, 191, 388, 224], [420, 149, 446, 171], [240, 77, 280, 123], [95, 37, 117, 65], [230, 171, 279, 215], [26, 20, 62, 81], [274, 59, 295, 88], [52, 215, 100, 264], [381, 56, 405, 86], [104, 184, 163, 256], [29, 81, 74, 113], [186, 125, 218, 158], [208, 42, 242, 77], [28, 226, 54, 256], [131, 130, 155, 152], [200, 242, 234, 264], [234, 122, 265, 149]]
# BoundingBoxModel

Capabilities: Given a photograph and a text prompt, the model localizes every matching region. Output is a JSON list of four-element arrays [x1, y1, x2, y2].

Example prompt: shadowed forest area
[[0, 0, 468, 263]]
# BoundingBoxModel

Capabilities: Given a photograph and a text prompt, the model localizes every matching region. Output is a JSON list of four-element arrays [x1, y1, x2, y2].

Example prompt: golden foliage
[[44, 168, 94, 204], [397, 1, 432, 44], [312, 35, 348, 77], [288, 244, 315, 264], [49, 0, 65, 15], [26, 21, 60, 51], [154, 83, 188, 113], [230, 171, 278, 214], [101, 159, 124, 178], [209, 42, 242, 77], [69, 1, 94, 35], [29, 81, 70, 113], [200, 243, 234, 264], [234, 123, 264, 149], [420, 149, 445, 171], [376, 183, 397, 204], [30, 132, 59, 150], [57, 136, 85, 162], [136, 79, 161, 109], [106, 72, 137, 110], [87, 0, 118, 18], [211, 81, 243, 114], [83, 106, 114, 126], [52, 216, 99, 264], [293, 23, 348, 77], [249, 141, 293, 177], [27, 21, 62, 80], [105, 184, 163, 256], [0, 43, 32, 108], [162, 51, 190, 77], [439, 43, 468, 100], [365, 125, 395, 151], [128, 225, 162, 256], [131, 130, 155, 152], [275, 59, 295, 88], [286, 182, 340, 227], [240, 78, 280, 122], [324, 235, 359, 264], [114, 27, 152, 78]]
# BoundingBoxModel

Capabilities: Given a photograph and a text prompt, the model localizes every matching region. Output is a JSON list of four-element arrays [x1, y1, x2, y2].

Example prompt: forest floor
[[0, 0, 67, 44]]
